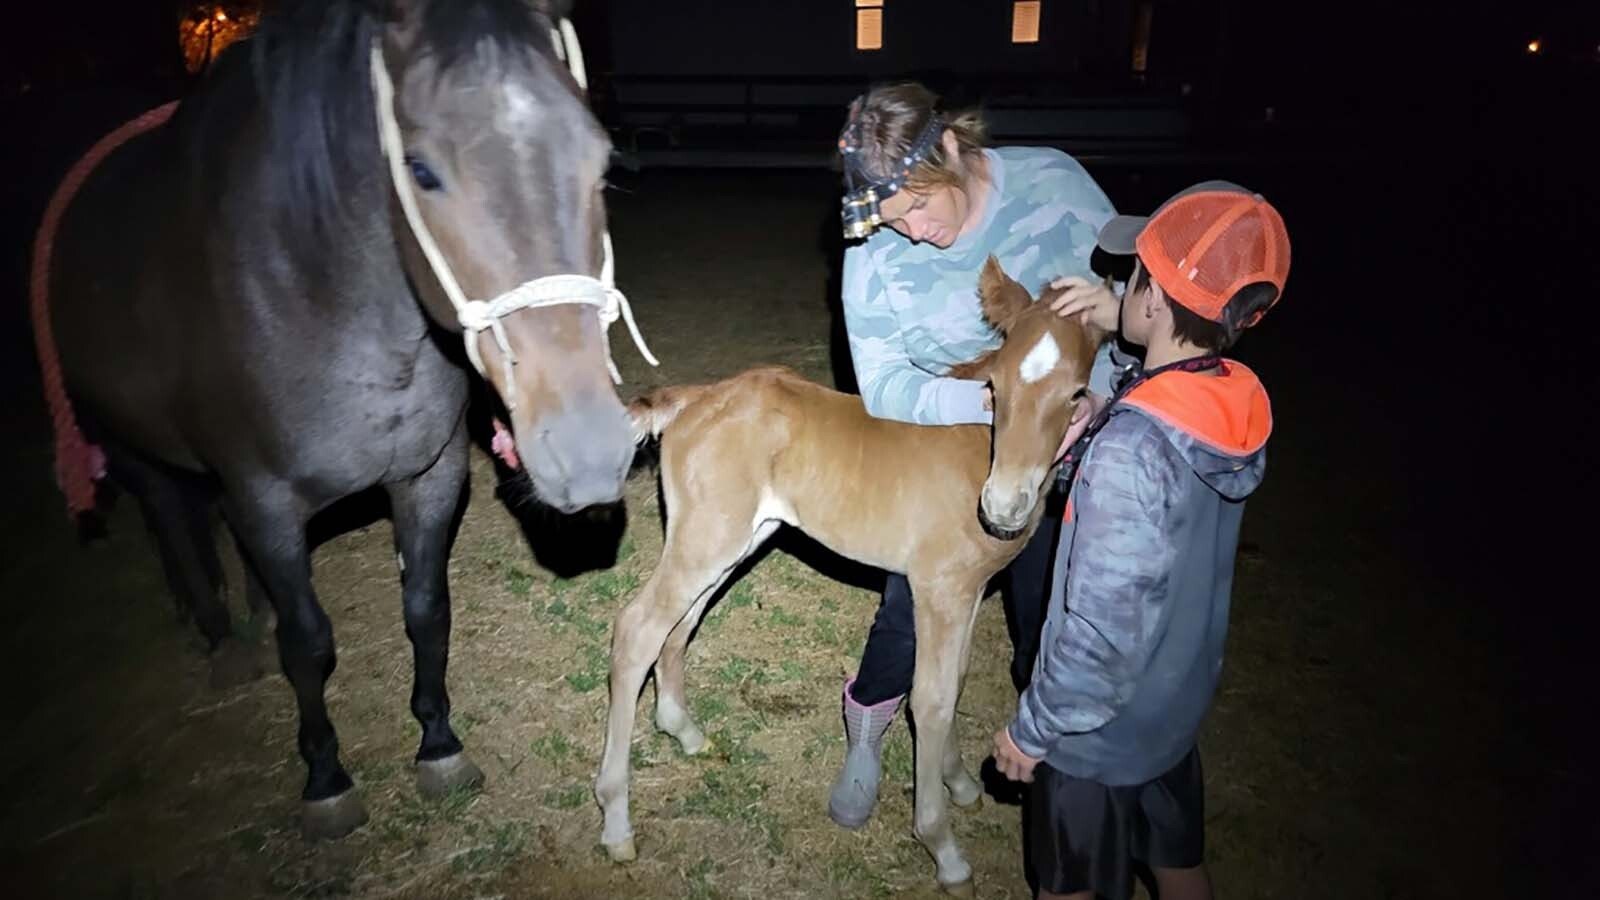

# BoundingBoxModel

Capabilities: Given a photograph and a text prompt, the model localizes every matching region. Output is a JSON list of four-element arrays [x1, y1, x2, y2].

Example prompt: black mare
[[42, 0, 634, 836]]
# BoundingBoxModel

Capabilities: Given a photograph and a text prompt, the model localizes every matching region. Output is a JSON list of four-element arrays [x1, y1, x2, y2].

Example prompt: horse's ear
[[978, 255, 1031, 333]]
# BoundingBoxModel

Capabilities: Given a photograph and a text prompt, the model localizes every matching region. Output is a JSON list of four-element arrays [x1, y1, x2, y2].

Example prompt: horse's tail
[[627, 384, 712, 443]]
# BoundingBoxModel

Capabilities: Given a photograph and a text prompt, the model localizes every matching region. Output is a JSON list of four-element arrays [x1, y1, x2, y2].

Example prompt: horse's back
[[649, 364, 1000, 576]]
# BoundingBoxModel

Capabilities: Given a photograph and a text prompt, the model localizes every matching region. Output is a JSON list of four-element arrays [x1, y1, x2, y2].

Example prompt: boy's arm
[[1008, 422, 1184, 759], [842, 246, 992, 425]]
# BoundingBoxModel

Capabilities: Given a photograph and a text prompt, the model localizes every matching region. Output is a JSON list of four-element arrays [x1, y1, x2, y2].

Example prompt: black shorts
[[1026, 747, 1206, 900]]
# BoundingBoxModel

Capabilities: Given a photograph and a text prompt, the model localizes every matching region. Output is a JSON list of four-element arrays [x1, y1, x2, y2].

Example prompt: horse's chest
[[300, 342, 466, 482]]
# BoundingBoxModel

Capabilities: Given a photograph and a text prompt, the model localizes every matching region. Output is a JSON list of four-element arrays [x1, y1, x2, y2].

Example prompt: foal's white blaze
[[1018, 332, 1061, 384]]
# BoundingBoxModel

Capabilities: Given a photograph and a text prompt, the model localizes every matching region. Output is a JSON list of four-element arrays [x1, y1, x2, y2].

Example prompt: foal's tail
[[627, 384, 712, 443]]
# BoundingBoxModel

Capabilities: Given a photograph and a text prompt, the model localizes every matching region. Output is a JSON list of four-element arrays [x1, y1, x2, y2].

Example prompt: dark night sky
[[5, 1, 1596, 102]]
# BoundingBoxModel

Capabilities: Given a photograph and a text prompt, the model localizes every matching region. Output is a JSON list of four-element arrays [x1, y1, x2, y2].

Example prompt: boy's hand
[[1055, 392, 1107, 462], [993, 727, 1041, 783], [1049, 275, 1120, 333]]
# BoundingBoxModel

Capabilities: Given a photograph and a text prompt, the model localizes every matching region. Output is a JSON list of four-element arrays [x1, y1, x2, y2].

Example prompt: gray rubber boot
[[827, 676, 904, 829]]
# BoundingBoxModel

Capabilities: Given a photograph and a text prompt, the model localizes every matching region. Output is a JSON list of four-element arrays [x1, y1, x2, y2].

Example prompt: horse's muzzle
[[521, 405, 635, 513], [977, 493, 1031, 542]]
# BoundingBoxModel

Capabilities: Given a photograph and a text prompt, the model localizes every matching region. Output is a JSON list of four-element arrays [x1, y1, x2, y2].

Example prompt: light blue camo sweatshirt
[[841, 146, 1118, 425]]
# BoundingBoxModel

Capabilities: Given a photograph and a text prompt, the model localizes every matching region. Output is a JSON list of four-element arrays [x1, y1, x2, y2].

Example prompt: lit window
[[857, 0, 884, 51], [1011, 1, 1041, 44], [1132, 2, 1153, 73]]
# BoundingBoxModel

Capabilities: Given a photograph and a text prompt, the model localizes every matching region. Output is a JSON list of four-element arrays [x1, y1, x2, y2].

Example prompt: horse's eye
[[1071, 387, 1088, 402], [405, 156, 443, 192]]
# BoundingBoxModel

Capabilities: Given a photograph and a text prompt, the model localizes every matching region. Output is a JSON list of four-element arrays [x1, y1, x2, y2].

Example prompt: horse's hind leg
[[652, 592, 714, 755], [223, 483, 365, 840], [108, 449, 263, 688], [653, 519, 781, 756], [595, 507, 768, 862], [385, 429, 482, 800]]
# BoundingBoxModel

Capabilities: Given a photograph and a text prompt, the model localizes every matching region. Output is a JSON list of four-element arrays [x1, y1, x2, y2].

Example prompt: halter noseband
[[369, 23, 657, 411]]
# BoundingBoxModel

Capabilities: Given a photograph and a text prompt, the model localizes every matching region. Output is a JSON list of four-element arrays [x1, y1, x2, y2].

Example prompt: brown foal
[[594, 257, 1103, 894]]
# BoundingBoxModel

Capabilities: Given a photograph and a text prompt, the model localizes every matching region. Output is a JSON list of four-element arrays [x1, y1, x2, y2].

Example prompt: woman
[[830, 81, 1122, 829]]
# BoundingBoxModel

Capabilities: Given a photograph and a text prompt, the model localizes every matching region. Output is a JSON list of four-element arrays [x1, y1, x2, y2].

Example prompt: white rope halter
[[369, 20, 657, 411]]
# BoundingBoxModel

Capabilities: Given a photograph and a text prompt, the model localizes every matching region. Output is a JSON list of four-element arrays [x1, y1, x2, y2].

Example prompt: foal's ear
[[978, 255, 1032, 333]]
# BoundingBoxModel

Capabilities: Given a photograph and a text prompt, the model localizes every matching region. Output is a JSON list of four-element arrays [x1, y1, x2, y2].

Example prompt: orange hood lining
[[1119, 360, 1272, 456]]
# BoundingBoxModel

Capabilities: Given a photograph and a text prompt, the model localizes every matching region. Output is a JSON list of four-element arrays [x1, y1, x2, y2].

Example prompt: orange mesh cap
[[1101, 181, 1290, 328]]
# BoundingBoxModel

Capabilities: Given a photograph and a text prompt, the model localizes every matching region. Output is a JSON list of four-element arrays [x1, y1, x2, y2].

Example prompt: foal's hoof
[[301, 790, 368, 840], [416, 753, 485, 800], [939, 877, 976, 898], [208, 639, 266, 690], [604, 836, 637, 863]]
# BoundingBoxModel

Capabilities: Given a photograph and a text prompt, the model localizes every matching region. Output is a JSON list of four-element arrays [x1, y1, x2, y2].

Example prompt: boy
[[991, 181, 1291, 900]]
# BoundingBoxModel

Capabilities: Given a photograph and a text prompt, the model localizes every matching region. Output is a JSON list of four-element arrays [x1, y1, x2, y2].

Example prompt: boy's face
[[1120, 258, 1154, 347]]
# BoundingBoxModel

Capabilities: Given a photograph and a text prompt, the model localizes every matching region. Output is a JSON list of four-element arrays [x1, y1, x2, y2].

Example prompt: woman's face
[[878, 183, 969, 248], [874, 131, 981, 249]]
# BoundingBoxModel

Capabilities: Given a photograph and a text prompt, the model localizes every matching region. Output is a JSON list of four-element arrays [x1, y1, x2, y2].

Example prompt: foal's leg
[[224, 483, 366, 840], [595, 511, 765, 862], [653, 520, 781, 755], [940, 587, 987, 810], [386, 430, 481, 800], [652, 591, 714, 755], [907, 575, 982, 896]]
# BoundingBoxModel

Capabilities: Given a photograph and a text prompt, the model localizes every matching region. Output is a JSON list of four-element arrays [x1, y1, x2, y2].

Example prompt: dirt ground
[[0, 165, 1580, 899]]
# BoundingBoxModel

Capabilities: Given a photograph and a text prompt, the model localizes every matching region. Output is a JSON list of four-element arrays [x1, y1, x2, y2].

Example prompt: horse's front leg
[[225, 484, 364, 839], [941, 586, 988, 810], [386, 429, 482, 800], [908, 577, 979, 897]]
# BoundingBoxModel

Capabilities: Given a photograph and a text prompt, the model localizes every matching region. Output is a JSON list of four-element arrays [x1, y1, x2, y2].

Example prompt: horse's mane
[[174, 0, 557, 247]]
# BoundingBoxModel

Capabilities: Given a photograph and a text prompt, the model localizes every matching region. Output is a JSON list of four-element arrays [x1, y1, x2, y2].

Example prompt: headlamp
[[837, 104, 946, 240]]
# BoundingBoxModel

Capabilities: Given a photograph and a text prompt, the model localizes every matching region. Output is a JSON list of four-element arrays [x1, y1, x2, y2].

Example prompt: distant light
[[215, 9, 228, 22], [1011, 1, 1041, 45], [855, 1, 884, 52], [1526, 38, 1541, 54]]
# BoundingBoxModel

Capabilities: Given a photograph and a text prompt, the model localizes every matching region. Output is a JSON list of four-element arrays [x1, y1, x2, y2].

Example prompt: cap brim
[[1097, 215, 1148, 255]]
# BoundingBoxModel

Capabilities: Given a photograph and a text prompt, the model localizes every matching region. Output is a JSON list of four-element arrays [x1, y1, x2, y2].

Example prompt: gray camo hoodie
[[1008, 357, 1270, 785]]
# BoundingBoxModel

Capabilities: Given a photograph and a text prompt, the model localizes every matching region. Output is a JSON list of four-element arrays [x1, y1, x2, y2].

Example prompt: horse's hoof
[[681, 732, 713, 757], [939, 877, 976, 898], [208, 639, 266, 689], [417, 753, 485, 800], [604, 836, 637, 863], [301, 790, 368, 840]]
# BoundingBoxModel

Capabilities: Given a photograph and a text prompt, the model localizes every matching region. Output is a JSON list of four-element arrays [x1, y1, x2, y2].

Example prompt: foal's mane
[[175, 0, 559, 244]]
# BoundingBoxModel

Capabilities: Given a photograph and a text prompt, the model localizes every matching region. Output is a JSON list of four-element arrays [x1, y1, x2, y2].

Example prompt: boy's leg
[[1151, 864, 1213, 900], [1027, 763, 1138, 900], [1134, 747, 1210, 900], [1002, 511, 1062, 692], [829, 574, 914, 828]]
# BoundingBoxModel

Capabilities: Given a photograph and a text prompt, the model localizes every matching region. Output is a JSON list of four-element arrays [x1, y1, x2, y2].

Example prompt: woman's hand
[[1048, 275, 1120, 333]]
